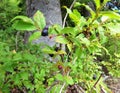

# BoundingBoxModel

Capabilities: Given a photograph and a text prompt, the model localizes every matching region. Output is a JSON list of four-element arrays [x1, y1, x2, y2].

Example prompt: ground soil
[[105, 77, 120, 93]]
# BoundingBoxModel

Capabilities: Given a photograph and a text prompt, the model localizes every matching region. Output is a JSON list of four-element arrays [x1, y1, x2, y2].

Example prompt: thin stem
[[46, 81, 59, 93], [62, 0, 77, 28], [59, 82, 66, 93], [93, 73, 102, 88]]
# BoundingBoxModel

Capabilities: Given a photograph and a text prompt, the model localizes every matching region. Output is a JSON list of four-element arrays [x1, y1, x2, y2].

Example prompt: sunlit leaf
[[55, 74, 63, 81], [42, 48, 56, 54], [64, 76, 74, 85], [56, 50, 66, 55], [63, 6, 72, 14], [11, 15, 34, 24], [67, 43, 72, 52], [81, 37, 90, 46], [105, 23, 120, 34], [81, 4, 96, 18], [56, 36, 69, 44], [33, 10, 46, 30], [94, 0, 100, 9], [100, 11, 120, 20]]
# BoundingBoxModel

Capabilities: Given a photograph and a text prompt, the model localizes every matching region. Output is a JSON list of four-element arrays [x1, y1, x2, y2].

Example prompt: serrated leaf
[[33, 10, 46, 30], [56, 36, 69, 44], [12, 20, 36, 31], [29, 31, 41, 42]]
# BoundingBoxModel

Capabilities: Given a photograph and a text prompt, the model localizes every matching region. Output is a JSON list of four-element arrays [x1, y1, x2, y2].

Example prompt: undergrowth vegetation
[[0, 0, 120, 93]]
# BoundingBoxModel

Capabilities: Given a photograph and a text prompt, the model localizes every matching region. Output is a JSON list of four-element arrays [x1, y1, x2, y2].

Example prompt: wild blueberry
[[41, 27, 48, 36], [93, 74, 97, 80]]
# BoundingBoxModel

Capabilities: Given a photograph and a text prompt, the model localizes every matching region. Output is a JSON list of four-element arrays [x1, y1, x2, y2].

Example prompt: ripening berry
[[58, 65, 63, 70]]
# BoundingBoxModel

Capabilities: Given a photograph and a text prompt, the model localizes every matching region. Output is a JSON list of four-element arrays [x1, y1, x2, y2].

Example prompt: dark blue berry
[[93, 74, 97, 80], [41, 27, 48, 36]]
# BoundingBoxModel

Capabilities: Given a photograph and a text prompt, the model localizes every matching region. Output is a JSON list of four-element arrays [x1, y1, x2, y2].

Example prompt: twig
[[73, 57, 77, 64], [65, 51, 71, 62], [93, 73, 103, 88], [62, 0, 77, 28], [59, 82, 66, 93], [59, 57, 77, 93]]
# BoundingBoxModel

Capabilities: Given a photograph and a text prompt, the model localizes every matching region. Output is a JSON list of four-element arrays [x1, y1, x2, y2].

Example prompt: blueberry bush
[[0, 0, 120, 93]]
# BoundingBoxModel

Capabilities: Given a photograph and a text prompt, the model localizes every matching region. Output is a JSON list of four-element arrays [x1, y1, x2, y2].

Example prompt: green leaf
[[23, 53, 36, 62], [55, 74, 63, 81], [49, 25, 63, 34], [23, 81, 33, 90], [13, 53, 22, 61], [56, 36, 69, 44], [33, 10, 46, 30], [94, 0, 100, 9], [12, 20, 36, 31], [80, 37, 90, 46], [69, 13, 81, 25], [73, 9, 81, 18], [81, 4, 96, 18], [100, 11, 120, 20], [11, 15, 34, 24], [60, 27, 76, 36], [64, 76, 74, 85], [29, 31, 41, 42], [56, 50, 66, 55], [67, 43, 72, 52], [14, 74, 21, 85], [42, 47, 56, 54], [63, 6, 72, 14], [20, 72, 29, 80]]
